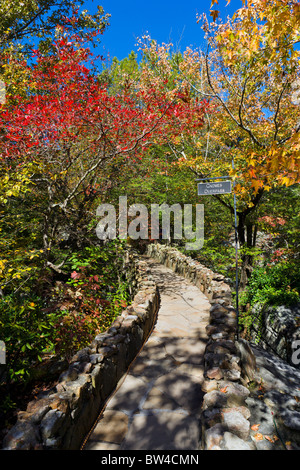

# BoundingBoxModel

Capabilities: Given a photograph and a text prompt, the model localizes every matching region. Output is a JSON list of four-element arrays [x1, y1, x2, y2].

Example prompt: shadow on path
[[84, 259, 211, 451]]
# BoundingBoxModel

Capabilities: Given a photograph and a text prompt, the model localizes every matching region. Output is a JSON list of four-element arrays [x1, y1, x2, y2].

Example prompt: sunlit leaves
[[0, 0, 110, 53], [182, 0, 300, 201]]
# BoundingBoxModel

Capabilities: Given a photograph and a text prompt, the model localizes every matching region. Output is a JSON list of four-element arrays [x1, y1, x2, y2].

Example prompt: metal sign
[[197, 180, 232, 196]]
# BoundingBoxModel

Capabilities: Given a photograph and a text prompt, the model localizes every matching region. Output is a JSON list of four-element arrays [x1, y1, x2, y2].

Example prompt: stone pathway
[[83, 259, 211, 450]]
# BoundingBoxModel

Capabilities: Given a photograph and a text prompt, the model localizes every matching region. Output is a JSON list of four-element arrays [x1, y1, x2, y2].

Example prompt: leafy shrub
[[0, 240, 131, 384], [239, 260, 300, 335], [185, 236, 237, 280], [0, 295, 56, 383], [241, 261, 300, 309], [46, 241, 131, 360]]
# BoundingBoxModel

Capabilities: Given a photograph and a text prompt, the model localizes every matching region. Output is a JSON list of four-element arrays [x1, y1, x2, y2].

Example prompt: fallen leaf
[[220, 386, 228, 393], [251, 424, 260, 431], [254, 433, 264, 441], [265, 436, 274, 443]]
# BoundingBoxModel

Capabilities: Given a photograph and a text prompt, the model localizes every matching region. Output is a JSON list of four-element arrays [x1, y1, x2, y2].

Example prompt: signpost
[[196, 173, 240, 340], [198, 180, 231, 196]]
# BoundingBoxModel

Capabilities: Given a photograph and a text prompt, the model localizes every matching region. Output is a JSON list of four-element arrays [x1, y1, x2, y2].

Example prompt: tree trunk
[[236, 188, 264, 290], [238, 216, 257, 290]]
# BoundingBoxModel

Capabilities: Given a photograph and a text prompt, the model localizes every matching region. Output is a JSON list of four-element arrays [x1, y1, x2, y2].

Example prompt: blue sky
[[84, 0, 243, 62]]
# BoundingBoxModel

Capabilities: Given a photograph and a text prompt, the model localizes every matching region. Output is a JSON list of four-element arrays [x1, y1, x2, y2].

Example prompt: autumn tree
[[0, 0, 110, 54], [197, 0, 300, 285], [138, 1, 300, 286], [0, 3, 111, 283], [0, 31, 208, 294], [0, 1, 109, 119]]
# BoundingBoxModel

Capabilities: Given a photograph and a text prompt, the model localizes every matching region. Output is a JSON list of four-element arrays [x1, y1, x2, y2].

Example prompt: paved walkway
[[83, 259, 211, 450]]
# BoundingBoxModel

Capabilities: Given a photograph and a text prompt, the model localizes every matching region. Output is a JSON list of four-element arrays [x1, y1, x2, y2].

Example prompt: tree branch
[[204, 50, 266, 149], [273, 81, 288, 141]]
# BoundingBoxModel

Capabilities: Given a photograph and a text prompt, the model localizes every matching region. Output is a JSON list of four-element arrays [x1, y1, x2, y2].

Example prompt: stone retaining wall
[[2, 253, 160, 450], [249, 303, 300, 365], [145, 243, 257, 450]]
